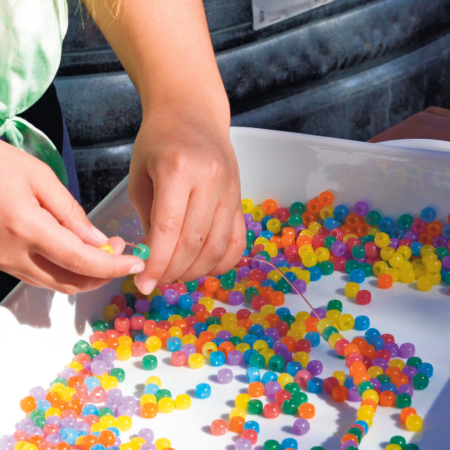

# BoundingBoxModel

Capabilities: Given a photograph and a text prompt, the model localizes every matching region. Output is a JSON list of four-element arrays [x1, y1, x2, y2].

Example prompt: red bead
[[273, 208, 290, 222], [356, 290, 371, 305], [346, 237, 361, 253], [241, 429, 258, 444], [250, 244, 265, 257], [333, 256, 347, 272], [251, 296, 268, 311], [398, 238, 412, 247], [172, 282, 187, 295], [156, 320, 171, 331], [274, 321, 289, 337], [362, 356, 372, 370], [110, 295, 127, 308], [191, 304, 206, 315], [330, 228, 345, 241], [143, 320, 156, 336], [296, 339, 312, 353], [248, 269, 266, 282], [121, 307, 135, 317], [114, 317, 130, 332], [171, 351, 187, 367], [185, 316, 197, 327], [211, 419, 228, 436], [323, 377, 340, 395], [237, 258, 251, 268], [182, 327, 196, 336], [375, 349, 391, 362], [263, 402, 281, 419], [274, 390, 291, 405], [364, 242, 377, 258], [285, 245, 299, 258], [131, 341, 146, 357], [334, 339, 350, 356], [381, 333, 395, 344], [211, 307, 226, 318], [312, 235, 325, 250], [130, 315, 145, 330], [236, 309, 252, 320]]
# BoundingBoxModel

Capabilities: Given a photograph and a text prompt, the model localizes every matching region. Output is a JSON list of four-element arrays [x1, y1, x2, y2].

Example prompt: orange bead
[[332, 385, 349, 402], [298, 402, 315, 419], [360, 345, 375, 360], [418, 233, 433, 245], [296, 234, 312, 247], [246, 280, 261, 290], [56, 443, 71, 450], [196, 310, 211, 322], [29, 436, 44, 446], [392, 374, 409, 388], [82, 435, 98, 450], [400, 407, 417, 423], [155, 329, 170, 346], [282, 227, 295, 238], [302, 212, 317, 226], [74, 353, 91, 365], [106, 338, 119, 349], [238, 319, 253, 331], [304, 317, 318, 332], [349, 362, 366, 377], [259, 286, 274, 301], [340, 224, 353, 235], [379, 390, 396, 407], [218, 342, 235, 356], [142, 402, 158, 418], [385, 367, 401, 378], [351, 337, 367, 348], [269, 291, 285, 306], [265, 314, 280, 326], [173, 319, 187, 329], [204, 276, 220, 292], [356, 223, 370, 237], [341, 434, 358, 446], [67, 376, 83, 388], [270, 236, 283, 249], [307, 199, 321, 214], [198, 286, 214, 298], [216, 288, 231, 302], [318, 191, 334, 206], [248, 382, 264, 398], [199, 331, 214, 342], [361, 399, 377, 412], [427, 221, 443, 237], [378, 273, 393, 289], [281, 235, 295, 248], [343, 343, 360, 357], [280, 336, 296, 352], [353, 373, 370, 385], [262, 199, 278, 214], [20, 396, 37, 413], [195, 339, 207, 353], [345, 213, 361, 227], [229, 416, 245, 433]]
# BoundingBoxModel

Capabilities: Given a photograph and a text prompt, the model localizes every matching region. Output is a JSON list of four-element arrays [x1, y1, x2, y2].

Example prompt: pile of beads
[[385, 435, 420, 450]]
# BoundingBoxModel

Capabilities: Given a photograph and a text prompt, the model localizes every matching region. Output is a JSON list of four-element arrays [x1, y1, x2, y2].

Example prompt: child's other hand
[[0, 141, 145, 295], [129, 108, 246, 295]]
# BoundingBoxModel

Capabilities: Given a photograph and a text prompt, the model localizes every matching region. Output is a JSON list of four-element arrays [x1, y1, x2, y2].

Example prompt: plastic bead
[[133, 244, 150, 260]]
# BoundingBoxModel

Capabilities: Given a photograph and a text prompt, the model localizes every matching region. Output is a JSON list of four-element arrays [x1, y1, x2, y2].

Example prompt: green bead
[[155, 389, 172, 402], [413, 373, 429, 390], [245, 286, 259, 302], [92, 320, 109, 332], [327, 300, 343, 312], [446, 274, 450, 286], [322, 326, 339, 341], [264, 440, 281, 450], [148, 312, 162, 322], [185, 280, 199, 292], [407, 357, 422, 368], [133, 243, 150, 260], [220, 276, 235, 290], [360, 235, 375, 244], [396, 393, 412, 408], [360, 262, 373, 277], [206, 316, 221, 326], [142, 355, 158, 370], [345, 260, 359, 274], [366, 210, 381, 226], [285, 382, 300, 396], [352, 245, 365, 259], [247, 230, 256, 241], [249, 353, 266, 369], [268, 355, 285, 372], [246, 239, 254, 251], [290, 202, 306, 215], [33, 416, 46, 428], [98, 407, 114, 417], [292, 391, 308, 407], [247, 399, 263, 415], [311, 447, 326, 450], [318, 261, 334, 275], [288, 214, 303, 227], [73, 339, 90, 355], [53, 377, 68, 387], [281, 314, 295, 326], [228, 336, 242, 346], [226, 269, 237, 280], [435, 246, 449, 261], [398, 214, 413, 230], [281, 222, 290, 231], [377, 374, 391, 384], [347, 427, 362, 443], [110, 368, 125, 383], [124, 293, 137, 306], [282, 399, 298, 415], [404, 445, 420, 450], [181, 309, 193, 317], [87, 347, 100, 359], [324, 236, 337, 249], [30, 409, 45, 419], [275, 279, 291, 294], [390, 436, 406, 447], [357, 381, 373, 395], [345, 447, 358, 450]]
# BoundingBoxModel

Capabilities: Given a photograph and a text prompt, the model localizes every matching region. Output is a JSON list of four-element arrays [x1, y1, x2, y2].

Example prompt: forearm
[[83, 0, 230, 126]]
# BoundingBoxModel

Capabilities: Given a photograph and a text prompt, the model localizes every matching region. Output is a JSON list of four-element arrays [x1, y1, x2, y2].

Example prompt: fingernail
[[129, 263, 145, 274], [141, 279, 157, 295], [92, 226, 108, 242]]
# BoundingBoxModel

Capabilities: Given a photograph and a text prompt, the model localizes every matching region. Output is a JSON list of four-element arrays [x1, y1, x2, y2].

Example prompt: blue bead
[[244, 349, 258, 365], [354, 316, 370, 331], [344, 377, 355, 390], [276, 307, 291, 318], [304, 332, 320, 347], [243, 249, 249, 256], [193, 322, 208, 336], [350, 269, 365, 284], [260, 334, 274, 348], [380, 383, 396, 393], [150, 295, 167, 311], [261, 279, 276, 289], [243, 334, 258, 347], [84, 377, 100, 392], [307, 377, 323, 394], [166, 337, 182, 352], [379, 217, 394, 233], [261, 371, 278, 385], [443, 224, 450, 240], [368, 336, 385, 351], [178, 294, 194, 309], [418, 362, 433, 378], [261, 216, 273, 230], [135, 334, 147, 342], [390, 226, 405, 239], [281, 438, 298, 450], [144, 383, 160, 395], [82, 404, 98, 417], [195, 383, 211, 399], [324, 217, 339, 230], [275, 260, 290, 269], [90, 445, 106, 450], [243, 421, 260, 433], [210, 351, 226, 366], [364, 328, 381, 340], [159, 308, 174, 320], [246, 367, 261, 383], [308, 266, 321, 281], [249, 324, 265, 337], [410, 241, 423, 256], [37, 399, 51, 412], [334, 205, 349, 221], [421, 207, 436, 223], [260, 230, 274, 240], [60, 428, 78, 445], [106, 427, 120, 436], [211, 338, 224, 347], [286, 362, 302, 377], [284, 271, 297, 282], [355, 420, 369, 435]]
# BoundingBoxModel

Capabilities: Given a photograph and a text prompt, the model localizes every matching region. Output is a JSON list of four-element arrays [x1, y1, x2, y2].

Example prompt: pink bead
[[131, 341, 146, 357], [172, 282, 188, 294], [364, 242, 377, 258], [398, 238, 412, 247], [356, 290, 371, 305], [335, 338, 350, 356], [295, 370, 312, 388], [345, 352, 363, 367], [330, 228, 345, 241], [285, 245, 299, 258], [90, 386, 107, 403], [171, 351, 187, 367], [412, 218, 427, 234]]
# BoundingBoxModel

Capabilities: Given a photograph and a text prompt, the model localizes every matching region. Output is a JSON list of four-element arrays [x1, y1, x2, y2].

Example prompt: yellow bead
[[397, 245, 412, 260], [333, 371, 346, 386], [294, 351, 309, 366], [14, 443, 28, 450], [90, 423, 106, 432], [290, 267, 303, 279], [130, 438, 146, 449], [290, 321, 306, 335], [49, 383, 65, 394], [380, 247, 395, 261], [345, 282, 360, 298], [45, 407, 61, 418], [182, 335, 197, 345], [121, 279, 138, 295], [116, 346, 132, 361], [368, 226, 380, 236], [343, 234, 358, 243], [104, 304, 120, 321], [398, 260, 413, 271], [92, 340, 108, 351], [361, 389, 379, 404], [367, 366, 384, 378], [252, 340, 268, 352], [298, 244, 314, 258], [116, 415, 132, 432], [145, 376, 162, 387], [158, 397, 175, 413], [141, 394, 157, 406], [260, 348, 276, 364], [400, 268, 415, 283], [320, 206, 334, 220], [375, 232, 390, 248], [357, 405, 375, 419], [221, 312, 238, 324], [267, 270, 282, 283], [60, 387, 76, 402], [388, 253, 405, 268], [417, 276, 433, 292], [99, 414, 115, 427], [373, 261, 389, 277], [67, 361, 83, 373], [264, 242, 278, 257], [199, 297, 214, 311], [386, 268, 400, 282], [287, 328, 303, 340], [277, 373, 294, 389], [389, 359, 406, 370], [295, 311, 311, 322], [155, 438, 171, 450], [236, 393, 251, 409], [207, 324, 222, 337], [232, 283, 245, 294], [405, 414, 423, 432], [415, 264, 428, 278], [297, 270, 311, 285], [169, 326, 183, 337], [119, 444, 133, 450], [249, 313, 263, 323], [201, 342, 218, 359], [266, 218, 282, 234], [236, 343, 251, 354], [234, 326, 249, 338], [168, 314, 182, 324], [339, 313, 355, 331], [427, 259, 442, 273], [175, 394, 192, 410], [328, 333, 343, 349], [119, 336, 133, 346], [145, 336, 162, 353], [22, 445, 38, 450], [308, 222, 322, 235], [188, 353, 205, 369], [302, 252, 318, 268], [326, 310, 341, 322], [230, 407, 247, 419], [426, 271, 441, 285], [386, 445, 402, 450], [300, 229, 314, 238], [420, 244, 435, 257], [261, 304, 276, 317], [251, 206, 265, 222], [241, 199, 253, 214], [99, 243, 115, 254], [316, 318, 333, 335], [147, 287, 162, 301]]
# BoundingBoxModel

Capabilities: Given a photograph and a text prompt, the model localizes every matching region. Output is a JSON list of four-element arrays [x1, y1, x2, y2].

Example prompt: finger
[[158, 189, 216, 284], [133, 177, 191, 295], [32, 208, 145, 278], [205, 206, 246, 276], [33, 168, 108, 247]]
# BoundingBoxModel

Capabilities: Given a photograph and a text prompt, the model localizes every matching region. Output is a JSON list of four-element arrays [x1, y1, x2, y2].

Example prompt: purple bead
[[16, 418, 34, 432], [279, 350, 293, 363], [331, 241, 346, 257], [294, 225, 306, 236], [399, 343, 415, 359], [384, 342, 399, 358], [342, 441, 358, 450], [190, 291, 204, 304], [163, 289, 180, 305], [235, 438, 252, 450], [197, 276, 207, 286], [292, 279, 307, 295], [105, 361, 114, 372], [355, 257, 367, 264], [264, 381, 282, 397], [91, 359, 107, 376], [348, 386, 362, 402], [46, 416, 61, 426], [115, 438, 122, 447], [227, 350, 244, 366], [27, 426, 43, 437], [372, 358, 388, 371], [248, 221, 263, 238], [290, 261, 306, 270], [104, 399, 120, 414], [74, 422, 90, 433], [404, 230, 419, 241], [237, 266, 251, 281], [307, 360, 323, 377], [273, 342, 288, 354], [83, 361, 92, 371], [264, 328, 280, 341], [118, 405, 135, 416], [138, 428, 155, 443], [389, 238, 399, 251], [107, 388, 123, 402], [251, 255, 268, 270], [243, 214, 253, 225], [293, 417, 310, 435], [46, 434, 61, 444], [136, 299, 151, 313], [181, 344, 197, 357], [217, 368, 233, 384], [354, 201, 369, 217], [93, 354, 104, 362], [141, 445, 156, 450], [397, 383, 414, 397], [433, 236, 447, 248], [312, 307, 326, 319], [59, 368, 77, 381], [61, 417, 76, 428], [402, 366, 418, 382], [122, 396, 137, 408], [0, 436, 14, 450], [217, 330, 232, 341], [228, 291, 244, 306], [370, 378, 381, 390], [443, 256, 450, 269]]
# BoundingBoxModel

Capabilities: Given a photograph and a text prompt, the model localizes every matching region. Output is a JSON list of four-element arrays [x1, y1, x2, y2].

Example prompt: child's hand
[[0, 141, 145, 295], [129, 109, 246, 295]]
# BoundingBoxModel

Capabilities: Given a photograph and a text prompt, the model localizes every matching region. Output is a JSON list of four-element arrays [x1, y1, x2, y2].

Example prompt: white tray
[[2, 127, 450, 449]]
